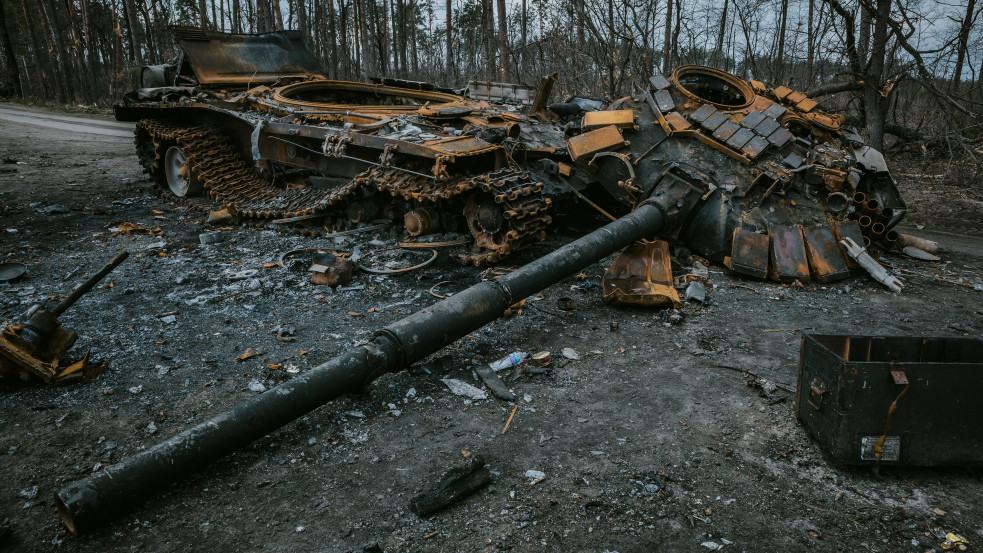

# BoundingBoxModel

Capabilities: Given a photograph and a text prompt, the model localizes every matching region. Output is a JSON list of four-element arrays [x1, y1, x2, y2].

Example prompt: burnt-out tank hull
[[564, 66, 906, 282], [117, 27, 906, 281]]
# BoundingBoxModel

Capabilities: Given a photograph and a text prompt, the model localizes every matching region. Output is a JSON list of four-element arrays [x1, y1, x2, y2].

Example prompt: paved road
[[0, 105, 133, 138]]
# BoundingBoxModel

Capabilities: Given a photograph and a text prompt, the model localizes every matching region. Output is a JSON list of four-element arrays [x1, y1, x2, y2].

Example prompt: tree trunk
[[34, 0, 69, 101], [409, 0, 417, 76], [662, 0, 672, 73], [256, 0, 269, 33], [197, 0, 210, 28], [483, 0, 494, 78], [445, 0, 453, 77], [47, 0, 82, 100], [607, 0, 615, 96], [775, 0, 788, 81], [357, 0, 372, 79], [951, 0, 976, 92], [295, 0, 309, 35], [863, 0, 889, 150], [857, 3, 870, 65], [81, 0, 100, 98], [136, 0, 157, 64], [381, 0, 391, 76], [806, 0, 814, 84], [327, 0, 338, 78], [393, 0, 402, 76], [496, 0, 507, 79], [0, 0, 23, 97], [272, 0, 284, 29], [520, 0, 526, 72], [122, 0, 145, 64], [63, 0, 93, 101], [714, 0, 728, 67], [334, 0, 346, 78], [575, 0, 584, 46], [232, 0, 241, 33], [670, 0, 680, 69]]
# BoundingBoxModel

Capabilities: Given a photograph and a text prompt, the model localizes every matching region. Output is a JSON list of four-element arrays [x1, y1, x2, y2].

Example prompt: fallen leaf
[[347, 311, 364, 317], [262, 263, 275, 268], [299, 350, 308, 355], [237, 348, 259, 361], [152, 210, 165, 215], [268, 364, 282, 370], [933, 507, 946, 516]]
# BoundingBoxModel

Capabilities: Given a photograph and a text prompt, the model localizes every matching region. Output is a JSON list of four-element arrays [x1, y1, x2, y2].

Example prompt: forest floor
[[1, 103, 982, 553]]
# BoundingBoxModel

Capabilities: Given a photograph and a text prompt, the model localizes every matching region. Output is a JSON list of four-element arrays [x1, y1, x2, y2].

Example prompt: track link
[[134, 120, 551, 264]]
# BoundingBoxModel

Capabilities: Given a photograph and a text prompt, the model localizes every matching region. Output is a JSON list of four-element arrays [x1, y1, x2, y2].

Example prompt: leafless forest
[[0, 0, 981, 162]]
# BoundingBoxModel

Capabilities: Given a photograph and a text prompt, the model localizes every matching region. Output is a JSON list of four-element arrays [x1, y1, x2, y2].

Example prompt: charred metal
[[118, 27, 914, 291]]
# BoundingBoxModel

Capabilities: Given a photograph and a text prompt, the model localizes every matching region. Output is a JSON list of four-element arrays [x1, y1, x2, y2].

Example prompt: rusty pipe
[[55, 203, 671, 534], [858, 215, 872, 228], [896, 233, 940, 254], [885, 230, 899, 244], [19, 252, 130, 349], [871, 222, 885, 236], [852, 192, 866, 205], [51, 252, 130, 317], [826, 192, 849, 213]]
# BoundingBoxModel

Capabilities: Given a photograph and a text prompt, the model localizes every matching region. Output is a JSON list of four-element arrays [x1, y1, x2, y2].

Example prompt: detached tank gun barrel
[[50, 252, 130, 317], [55, 204, 666, 534]]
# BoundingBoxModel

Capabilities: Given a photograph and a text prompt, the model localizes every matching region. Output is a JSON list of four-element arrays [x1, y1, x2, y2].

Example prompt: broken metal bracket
[[808, 377, 827, 410], [889, 361, 909, 386]]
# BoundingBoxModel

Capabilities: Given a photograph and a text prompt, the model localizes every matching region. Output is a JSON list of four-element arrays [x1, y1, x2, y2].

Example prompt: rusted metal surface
[[116, 27, 913, 280], [566, 125, 628, 162], [0, 253, 126, 384], [768, 226, 810, 282], [467, 80, 536, 104], [802, 226, 851, 282], [173, 27, 323, 85], [728, 227, 770, 279], [602, 240, 681, 307], [581, 110, 637, 131]]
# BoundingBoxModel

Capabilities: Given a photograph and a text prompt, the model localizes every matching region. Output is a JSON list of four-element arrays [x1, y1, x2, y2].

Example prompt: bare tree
[[496, 0, 508, 78], [197, 0, 210, 29], [0, 0, 22, 97], [951, 0, 978, 93]]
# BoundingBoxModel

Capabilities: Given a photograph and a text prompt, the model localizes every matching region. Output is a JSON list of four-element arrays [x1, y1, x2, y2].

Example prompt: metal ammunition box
[[796, 334, 983, 467]]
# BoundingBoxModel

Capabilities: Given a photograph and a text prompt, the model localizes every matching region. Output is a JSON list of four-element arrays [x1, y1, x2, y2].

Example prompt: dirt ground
[[1, 103, 982, 553]]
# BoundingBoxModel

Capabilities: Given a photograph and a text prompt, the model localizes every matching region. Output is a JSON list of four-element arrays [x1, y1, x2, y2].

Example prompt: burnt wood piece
[[409, 455, 492, 516]]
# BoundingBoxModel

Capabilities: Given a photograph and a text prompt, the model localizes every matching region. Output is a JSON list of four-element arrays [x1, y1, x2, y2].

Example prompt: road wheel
[[163, 145, 203, 197]]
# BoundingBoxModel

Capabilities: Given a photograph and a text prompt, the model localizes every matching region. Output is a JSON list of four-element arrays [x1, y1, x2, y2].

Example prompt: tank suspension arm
[[56, 205, 666, 534]]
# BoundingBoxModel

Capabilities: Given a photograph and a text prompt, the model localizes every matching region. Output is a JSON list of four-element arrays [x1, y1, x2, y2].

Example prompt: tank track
[[134, 120, 551, 265]]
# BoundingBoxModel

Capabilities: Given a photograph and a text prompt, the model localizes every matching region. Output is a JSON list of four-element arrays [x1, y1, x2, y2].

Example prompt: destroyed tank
[[57, 29, 920, 532], [117, 27, 908, 283]]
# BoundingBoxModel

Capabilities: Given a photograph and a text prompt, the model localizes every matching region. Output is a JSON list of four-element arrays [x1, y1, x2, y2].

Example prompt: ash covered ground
[[1, 104, 982, 552]]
